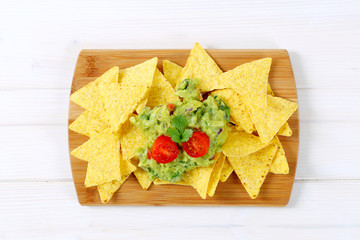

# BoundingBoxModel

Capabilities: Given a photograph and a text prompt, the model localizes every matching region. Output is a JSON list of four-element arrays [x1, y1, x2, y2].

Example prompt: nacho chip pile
[[69, 43, 298, 203]]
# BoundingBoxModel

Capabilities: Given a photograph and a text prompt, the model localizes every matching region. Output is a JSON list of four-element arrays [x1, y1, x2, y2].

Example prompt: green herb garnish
[[167, 115, 193, 143]]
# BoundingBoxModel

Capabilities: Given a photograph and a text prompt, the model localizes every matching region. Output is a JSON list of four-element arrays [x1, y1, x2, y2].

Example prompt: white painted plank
[[0, 125, 71, 180], [0, 181, 359, 240], [297, 122, 360, 179], [0, 0, 359, 89], [0, 90, 69, 125], [0, 88, 359, 126], [298, 88, 360, 123], [1, 122, 359, 180]]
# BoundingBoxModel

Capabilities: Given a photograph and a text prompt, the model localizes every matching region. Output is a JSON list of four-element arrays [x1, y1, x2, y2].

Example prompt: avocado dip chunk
[[130, 78, 230, 182]]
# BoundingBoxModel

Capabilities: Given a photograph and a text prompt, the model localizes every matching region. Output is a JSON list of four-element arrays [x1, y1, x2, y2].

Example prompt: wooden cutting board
[[69, 49, 299, 206]]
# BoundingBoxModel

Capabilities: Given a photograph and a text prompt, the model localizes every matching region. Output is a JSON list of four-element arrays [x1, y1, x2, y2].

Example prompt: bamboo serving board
[[69, 49, 299, 206]]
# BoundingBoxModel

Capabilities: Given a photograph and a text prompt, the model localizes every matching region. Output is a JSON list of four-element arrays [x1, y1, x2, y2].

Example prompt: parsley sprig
[[167, 115, 193, 143]]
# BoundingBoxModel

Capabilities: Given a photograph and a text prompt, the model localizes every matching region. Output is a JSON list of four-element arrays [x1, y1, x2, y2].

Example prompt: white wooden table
[[1, 1, 359, 239]]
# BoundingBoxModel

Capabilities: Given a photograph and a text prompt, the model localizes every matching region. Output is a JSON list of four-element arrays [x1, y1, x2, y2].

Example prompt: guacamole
[[130, 78, 230, 182]]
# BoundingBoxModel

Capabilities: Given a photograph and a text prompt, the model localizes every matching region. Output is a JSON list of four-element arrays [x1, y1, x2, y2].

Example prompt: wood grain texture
[[69, 49, 299, 206]]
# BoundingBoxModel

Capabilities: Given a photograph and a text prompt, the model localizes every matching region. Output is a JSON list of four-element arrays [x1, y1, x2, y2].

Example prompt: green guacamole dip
[[130, 78, 230, 182]]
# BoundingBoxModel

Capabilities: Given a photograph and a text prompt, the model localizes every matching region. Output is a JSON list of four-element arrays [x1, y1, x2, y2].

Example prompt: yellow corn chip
[[229, 117, 237, 125], [120, 116, 148, 161], [146, 68, 179, 108], [136, 92, 149, 114], [270, 137, 289, 174], [178, 43, 223, 92], [119, 59, 158, 114], [220, 158, 233, 182], [69, 110, 109, 137], [97, 155, 136, 203], [267, 83, 292, 137], [278, 122, 292, 137], [211, 89, 254, 133], [97, 180, 123, 204], [229, 118, 244, 131], [84, 152, 121, 188], [267, 83, 274, 96], [100, 82, 149, 131], [130, 158, 152, 190], [249, 95, 298, 144], [70, 66, 119, 122], [71, 128, 118, 162], [182, 154, 219, 199], [81, 129, 121, 187], [207, 153, 226, 197], [219, 58, 271, 108], [118, 58, 157, 86], [228, 142, 278, 199], [99, 58, 157, 132], [121, 156, 137, 178], [163, 60, 183, 89], [153, 178, 189, 186], [133, 168, 152, 190], [222, 125, 269, 157]]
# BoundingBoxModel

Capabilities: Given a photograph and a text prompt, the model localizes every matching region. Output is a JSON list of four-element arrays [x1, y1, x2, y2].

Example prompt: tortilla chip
[[267, 83, 274, 96], [219, 58, 271, 108], [163, 60, 182, 89], [70, 66, 119, 122], [118, 58, 157, 87], [131, 158, 152, 190], [71, 128, 119, 162], [178, 43, 223, 92], [97, 155, 136, 203], [84, 151, 121, 188], [222, 125, 269, 157], [121, 156, 137, 178], [270, 137, 289, 174], [207, 153, 226, 197], [211, 89, 254, 133], [97, 175, 129, 204], [229, 118, 244, 131], [97, 180, 122, 204], [69, 110, 109, 137], [182, 154, 219, 199], [220, 158, 233, 182], [120, 117, 148, 161], [267, 83, 292, 137], [278, 123, 292, 137], [153, 178, 189, 186], [249, 95, 298, 144], [145, 68, 179, 108], [79, 129, 121, 187], [136, 92, 149, 114], [99, 65, 155, 132], [118, 59, 158, 114], [228, 142, 278, 199]]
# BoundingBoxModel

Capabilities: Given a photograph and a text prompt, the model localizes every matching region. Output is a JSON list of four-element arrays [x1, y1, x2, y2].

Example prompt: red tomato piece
[[151, 135, 179, 164], [147, 149, 152, 159], [183, 131, 210, 158], [166, 103, 175, 113]]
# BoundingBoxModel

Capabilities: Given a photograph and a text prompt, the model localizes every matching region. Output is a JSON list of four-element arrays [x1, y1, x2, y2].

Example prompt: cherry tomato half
[[151, 135, 179, 164], [183, 131, 210, 158]]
